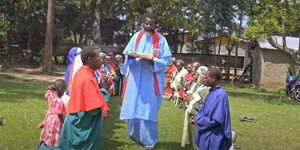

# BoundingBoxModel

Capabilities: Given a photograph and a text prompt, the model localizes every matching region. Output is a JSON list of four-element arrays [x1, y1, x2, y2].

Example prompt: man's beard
[[144, 28, 154, 33]]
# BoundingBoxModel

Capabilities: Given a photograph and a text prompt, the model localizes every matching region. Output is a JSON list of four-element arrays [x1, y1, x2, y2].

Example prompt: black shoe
[[239, 116, 255, 122]]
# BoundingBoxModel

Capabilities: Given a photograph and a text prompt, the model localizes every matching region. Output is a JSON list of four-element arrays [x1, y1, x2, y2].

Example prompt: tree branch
[[267, 36, 296, 57]]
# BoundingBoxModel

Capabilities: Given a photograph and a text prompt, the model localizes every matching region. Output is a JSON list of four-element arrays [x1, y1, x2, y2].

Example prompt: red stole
[[68, 66, 109, 113], [121, 30, 160, 100]]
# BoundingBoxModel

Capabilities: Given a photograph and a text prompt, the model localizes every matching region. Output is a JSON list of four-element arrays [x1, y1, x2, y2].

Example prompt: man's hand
[[100, 73, 107, 79], [139, 54, 153, 60], [139, 54, 154, 65], [127, 52, 139, 59], [189, 115, 195, 124], [183, 93, 194, 103], [107, 74, 117, 82]]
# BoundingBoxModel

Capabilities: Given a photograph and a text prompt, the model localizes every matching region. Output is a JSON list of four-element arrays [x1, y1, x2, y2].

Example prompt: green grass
[[0, 74, 300, 150], [225, 85, 300, 150], [0, 77, 48, 150], [102, 96, 189, 150]]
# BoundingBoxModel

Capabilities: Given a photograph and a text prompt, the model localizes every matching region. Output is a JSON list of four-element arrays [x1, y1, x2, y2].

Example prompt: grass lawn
[[0, 72, 300, 150]]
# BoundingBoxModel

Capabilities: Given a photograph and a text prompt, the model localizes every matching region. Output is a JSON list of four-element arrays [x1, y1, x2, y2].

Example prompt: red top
[[68, 66, 109, 113], [185, 72, 193, 80], [167, 65, 177, 74]]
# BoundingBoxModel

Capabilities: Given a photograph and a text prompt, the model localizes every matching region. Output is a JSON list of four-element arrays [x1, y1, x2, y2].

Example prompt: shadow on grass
[[0, 73, 53, 84], [27, 71, 64, 77], [0, 73, 19, 80], [0, 63, 65, 77], [102, 96, 127, 149], [227, 90, 300, 105], [155, 142, 190, 150], [0, 74, 47, 103]]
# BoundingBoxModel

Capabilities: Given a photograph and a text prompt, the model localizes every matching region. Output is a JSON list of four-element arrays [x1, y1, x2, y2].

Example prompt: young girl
[[39, 79, 66, 147]]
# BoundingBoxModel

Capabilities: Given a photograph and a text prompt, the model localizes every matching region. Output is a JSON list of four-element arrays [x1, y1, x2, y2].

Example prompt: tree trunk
[[298, 37, 300, 52], [172, 30, 179, 54], [234, 9, 244, 77], [213, 32, 217, 66], [217, 37, 223, 67], [282, 35, 286, 50], [92, 0, 102, 46], [106, 0, 116, 19], [73, 32, 77, 43], [226, 44, 234, 80], [42, 0, 55, 74], [26, 32, 34, 62], [179, 42, 184, 53], [27, 32, 33, 50], [296, 55, 300, 78], [233, 42, 240, 76], [79, 33, 84, 44]]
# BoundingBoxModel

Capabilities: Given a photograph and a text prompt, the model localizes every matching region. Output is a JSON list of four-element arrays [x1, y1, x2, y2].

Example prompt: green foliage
[[244, 0, 300, 40], [2, 0, 298, 62], [0, 16, 9, 37], [121, 0, 244, 54], [55, 0, 91, 41], [194, 38, 215, 54]]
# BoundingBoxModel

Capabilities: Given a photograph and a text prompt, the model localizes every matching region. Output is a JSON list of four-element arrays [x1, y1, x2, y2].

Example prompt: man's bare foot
[[145, 146, 154, 150]]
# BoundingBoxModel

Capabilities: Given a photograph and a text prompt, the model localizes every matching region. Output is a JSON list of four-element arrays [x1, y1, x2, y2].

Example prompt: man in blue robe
[[119, 14, 171, 149], [192, 68, 232, 150]]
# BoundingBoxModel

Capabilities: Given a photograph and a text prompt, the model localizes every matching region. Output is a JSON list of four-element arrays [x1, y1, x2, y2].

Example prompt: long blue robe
[[119, 31, 171, 147], [194, 85, 232, 150]]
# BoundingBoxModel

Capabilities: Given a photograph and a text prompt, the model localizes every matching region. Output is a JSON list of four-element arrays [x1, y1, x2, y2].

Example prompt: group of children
[[38, 47, 124, 147]]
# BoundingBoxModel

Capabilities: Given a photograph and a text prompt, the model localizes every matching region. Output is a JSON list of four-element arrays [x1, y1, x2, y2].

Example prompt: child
[[177, 63, 193, 109], [39, 79, 67, 147]]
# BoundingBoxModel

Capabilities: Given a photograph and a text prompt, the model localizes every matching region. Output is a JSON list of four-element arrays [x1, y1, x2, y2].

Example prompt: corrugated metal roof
[[257, 36, 300, 51]]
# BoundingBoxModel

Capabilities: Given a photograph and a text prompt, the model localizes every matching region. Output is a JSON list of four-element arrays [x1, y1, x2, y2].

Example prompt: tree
[[233, 1, 247, 77], [92, 0, 101, 46], [118, 0, 204, 53], [0, 0, 47, 62], [244, 0, 300, 76], [42, 0, 55, 74]]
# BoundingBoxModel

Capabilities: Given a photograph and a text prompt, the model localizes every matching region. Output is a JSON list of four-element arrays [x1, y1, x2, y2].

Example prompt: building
[[174, 35, 250, 80], [252, 36, 300, 89]]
